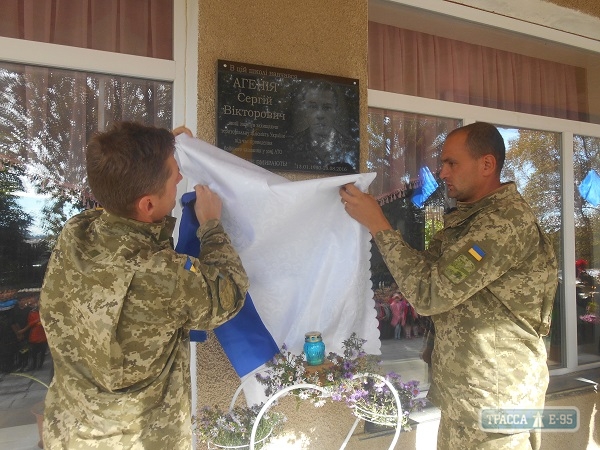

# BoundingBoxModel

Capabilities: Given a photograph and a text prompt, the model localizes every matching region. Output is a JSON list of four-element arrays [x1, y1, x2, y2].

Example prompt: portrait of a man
[[286, 80, 359, 174]]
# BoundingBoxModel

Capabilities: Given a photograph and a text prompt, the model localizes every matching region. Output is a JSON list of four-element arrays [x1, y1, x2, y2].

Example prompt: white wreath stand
[[238, 372, 403, 450]]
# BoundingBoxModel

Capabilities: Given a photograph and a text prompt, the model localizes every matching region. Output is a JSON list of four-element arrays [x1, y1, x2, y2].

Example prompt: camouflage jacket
[[374, 182, 558, 427], [40, 210, 248, 449]]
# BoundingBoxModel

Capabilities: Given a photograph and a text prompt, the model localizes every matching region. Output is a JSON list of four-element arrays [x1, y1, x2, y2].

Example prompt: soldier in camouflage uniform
[[340, 122, 558, 449], [39, 122, 249, 449]]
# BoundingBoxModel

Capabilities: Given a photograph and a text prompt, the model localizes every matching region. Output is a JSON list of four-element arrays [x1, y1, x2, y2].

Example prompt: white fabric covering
[[174, 135, 380, 360]]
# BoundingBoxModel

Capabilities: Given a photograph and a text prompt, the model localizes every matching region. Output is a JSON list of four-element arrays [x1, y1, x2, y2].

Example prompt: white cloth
[[174, 135, 380, 358]]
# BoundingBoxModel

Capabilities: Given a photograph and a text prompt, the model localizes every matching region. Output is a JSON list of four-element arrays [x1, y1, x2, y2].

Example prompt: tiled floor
[[379, 336, 431, 390], [0, 423, 40, 450], [0, 356, 52, 449]]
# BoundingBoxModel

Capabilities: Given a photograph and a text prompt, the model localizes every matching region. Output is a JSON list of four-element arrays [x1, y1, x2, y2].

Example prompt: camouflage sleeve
[[423, 325, 435, 349], [374, 209, 538, 316], [170, 219, 248, 330]]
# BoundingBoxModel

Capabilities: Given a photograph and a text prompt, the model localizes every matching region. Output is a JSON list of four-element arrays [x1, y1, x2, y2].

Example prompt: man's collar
[[101, 210, 176, 242]]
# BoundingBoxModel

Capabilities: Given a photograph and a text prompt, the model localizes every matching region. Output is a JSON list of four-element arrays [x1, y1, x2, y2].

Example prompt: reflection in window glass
[[0, 62, 171, 335], [368, 120, 566, 378], [367, 108, 461, 388], [498, 126, 563, 368], [573, 134, 600, 365]]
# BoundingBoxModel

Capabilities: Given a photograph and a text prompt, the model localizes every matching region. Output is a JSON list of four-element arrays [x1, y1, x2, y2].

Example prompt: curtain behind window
[[367, 21, 589, 201], [0, 0, 173, 59], [368, 22, 588, 122]]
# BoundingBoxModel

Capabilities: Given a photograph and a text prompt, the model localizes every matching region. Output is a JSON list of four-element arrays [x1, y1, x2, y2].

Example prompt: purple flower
[[580, 314, 600, 324]]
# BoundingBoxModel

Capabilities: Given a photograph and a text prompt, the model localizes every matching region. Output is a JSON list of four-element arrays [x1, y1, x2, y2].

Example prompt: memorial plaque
[[217, 60, 360, 174]]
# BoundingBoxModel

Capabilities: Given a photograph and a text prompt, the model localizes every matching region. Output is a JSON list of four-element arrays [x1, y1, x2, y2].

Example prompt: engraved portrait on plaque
[[217, 60, 359, 174]]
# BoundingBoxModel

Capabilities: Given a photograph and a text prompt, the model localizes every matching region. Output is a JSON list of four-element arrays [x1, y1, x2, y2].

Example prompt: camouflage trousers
[[437, 412, 541, 450]]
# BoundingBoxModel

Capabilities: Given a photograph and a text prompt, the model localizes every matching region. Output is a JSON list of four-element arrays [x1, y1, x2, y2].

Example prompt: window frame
[[0, 0, 198, 132], [368, 0, 600, 374], [0, 0, 201, 415]]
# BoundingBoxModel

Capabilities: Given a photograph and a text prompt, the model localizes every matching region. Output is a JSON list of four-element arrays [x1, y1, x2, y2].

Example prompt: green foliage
[[424, 214, 444, 248], [0, 63, 173, 283], [504, 130, 600, 264], [0, 162, 49, 286]]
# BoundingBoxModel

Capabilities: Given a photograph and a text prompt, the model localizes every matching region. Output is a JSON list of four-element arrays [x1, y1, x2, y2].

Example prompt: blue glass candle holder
[[304, 331, 325, 366]]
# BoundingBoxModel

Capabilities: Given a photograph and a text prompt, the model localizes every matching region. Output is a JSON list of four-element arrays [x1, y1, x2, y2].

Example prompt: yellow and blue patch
[[468, 244, 486, 262], [184, 257, 198, 273]]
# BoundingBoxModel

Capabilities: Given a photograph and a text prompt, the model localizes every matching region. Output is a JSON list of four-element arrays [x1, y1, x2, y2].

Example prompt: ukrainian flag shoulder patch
[[468, 244, 486, 262], [184, 257, 198, 273], [443, 243, 486, 284]]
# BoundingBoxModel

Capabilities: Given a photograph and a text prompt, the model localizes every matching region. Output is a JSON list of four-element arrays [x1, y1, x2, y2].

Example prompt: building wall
[[194, 1, 369, 448], [546, 0, 600, 18], [192, 1, 599, 448], [450, 0, 600, 38], [196, 0, 369, 170]]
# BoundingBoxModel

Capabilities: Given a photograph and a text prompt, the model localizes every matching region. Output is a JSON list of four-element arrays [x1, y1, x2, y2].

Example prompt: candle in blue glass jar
[[304, 331, 325, 366]]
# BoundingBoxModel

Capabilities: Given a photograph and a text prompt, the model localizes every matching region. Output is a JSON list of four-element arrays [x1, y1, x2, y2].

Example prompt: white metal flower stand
[[247, 373, 403, 450]]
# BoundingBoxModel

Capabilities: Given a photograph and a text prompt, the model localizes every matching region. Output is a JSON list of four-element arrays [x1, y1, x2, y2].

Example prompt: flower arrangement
[[580, 300, 600, 324], [579, 313, 600, 324], [194, 403, 286, 449], [256, 333, 426, 431], [339, 372, 424, 428]]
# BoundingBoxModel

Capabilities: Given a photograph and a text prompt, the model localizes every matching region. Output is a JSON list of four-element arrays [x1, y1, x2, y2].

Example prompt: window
[[368, 22, 589, 122], [573, 134, 600, 365], [368, 109, 461, 388], [498, 126, 563, 368], [0, 64, 173, 286], [0, 0, 196, 430], [368, 1, 600, 375]]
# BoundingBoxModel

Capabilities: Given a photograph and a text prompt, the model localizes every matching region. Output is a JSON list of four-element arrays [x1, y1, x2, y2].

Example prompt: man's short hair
[[449, 122, 506, 174], [298, 80, 338, 108], [86, 122, 175, 217]]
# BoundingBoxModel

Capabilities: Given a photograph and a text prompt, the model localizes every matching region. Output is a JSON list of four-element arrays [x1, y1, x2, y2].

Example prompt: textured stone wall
[[194, 1, 370, 448], [545, 0, 600, 17]]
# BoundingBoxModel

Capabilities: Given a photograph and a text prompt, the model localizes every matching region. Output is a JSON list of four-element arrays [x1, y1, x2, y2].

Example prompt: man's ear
[[481, 154, 497, 175], [134, 195, 155, 222]]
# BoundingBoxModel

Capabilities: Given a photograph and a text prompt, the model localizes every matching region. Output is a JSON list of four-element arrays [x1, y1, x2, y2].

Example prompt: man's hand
[[172, 126, 193, 137], [339, 183, 392, 236], [194, 184, 222, 225]]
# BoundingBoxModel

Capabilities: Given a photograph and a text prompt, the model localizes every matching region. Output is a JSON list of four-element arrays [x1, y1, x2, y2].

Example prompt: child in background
[[389, 293, 405, 340], [27, 298, 48, 371]]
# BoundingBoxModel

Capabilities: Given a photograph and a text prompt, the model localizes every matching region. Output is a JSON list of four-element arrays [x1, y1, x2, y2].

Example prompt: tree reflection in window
[[0, 62, 172, 288]]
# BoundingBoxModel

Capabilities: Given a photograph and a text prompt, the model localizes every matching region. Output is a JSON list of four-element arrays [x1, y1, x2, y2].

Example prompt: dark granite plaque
[[217, 60, 359, 174]]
